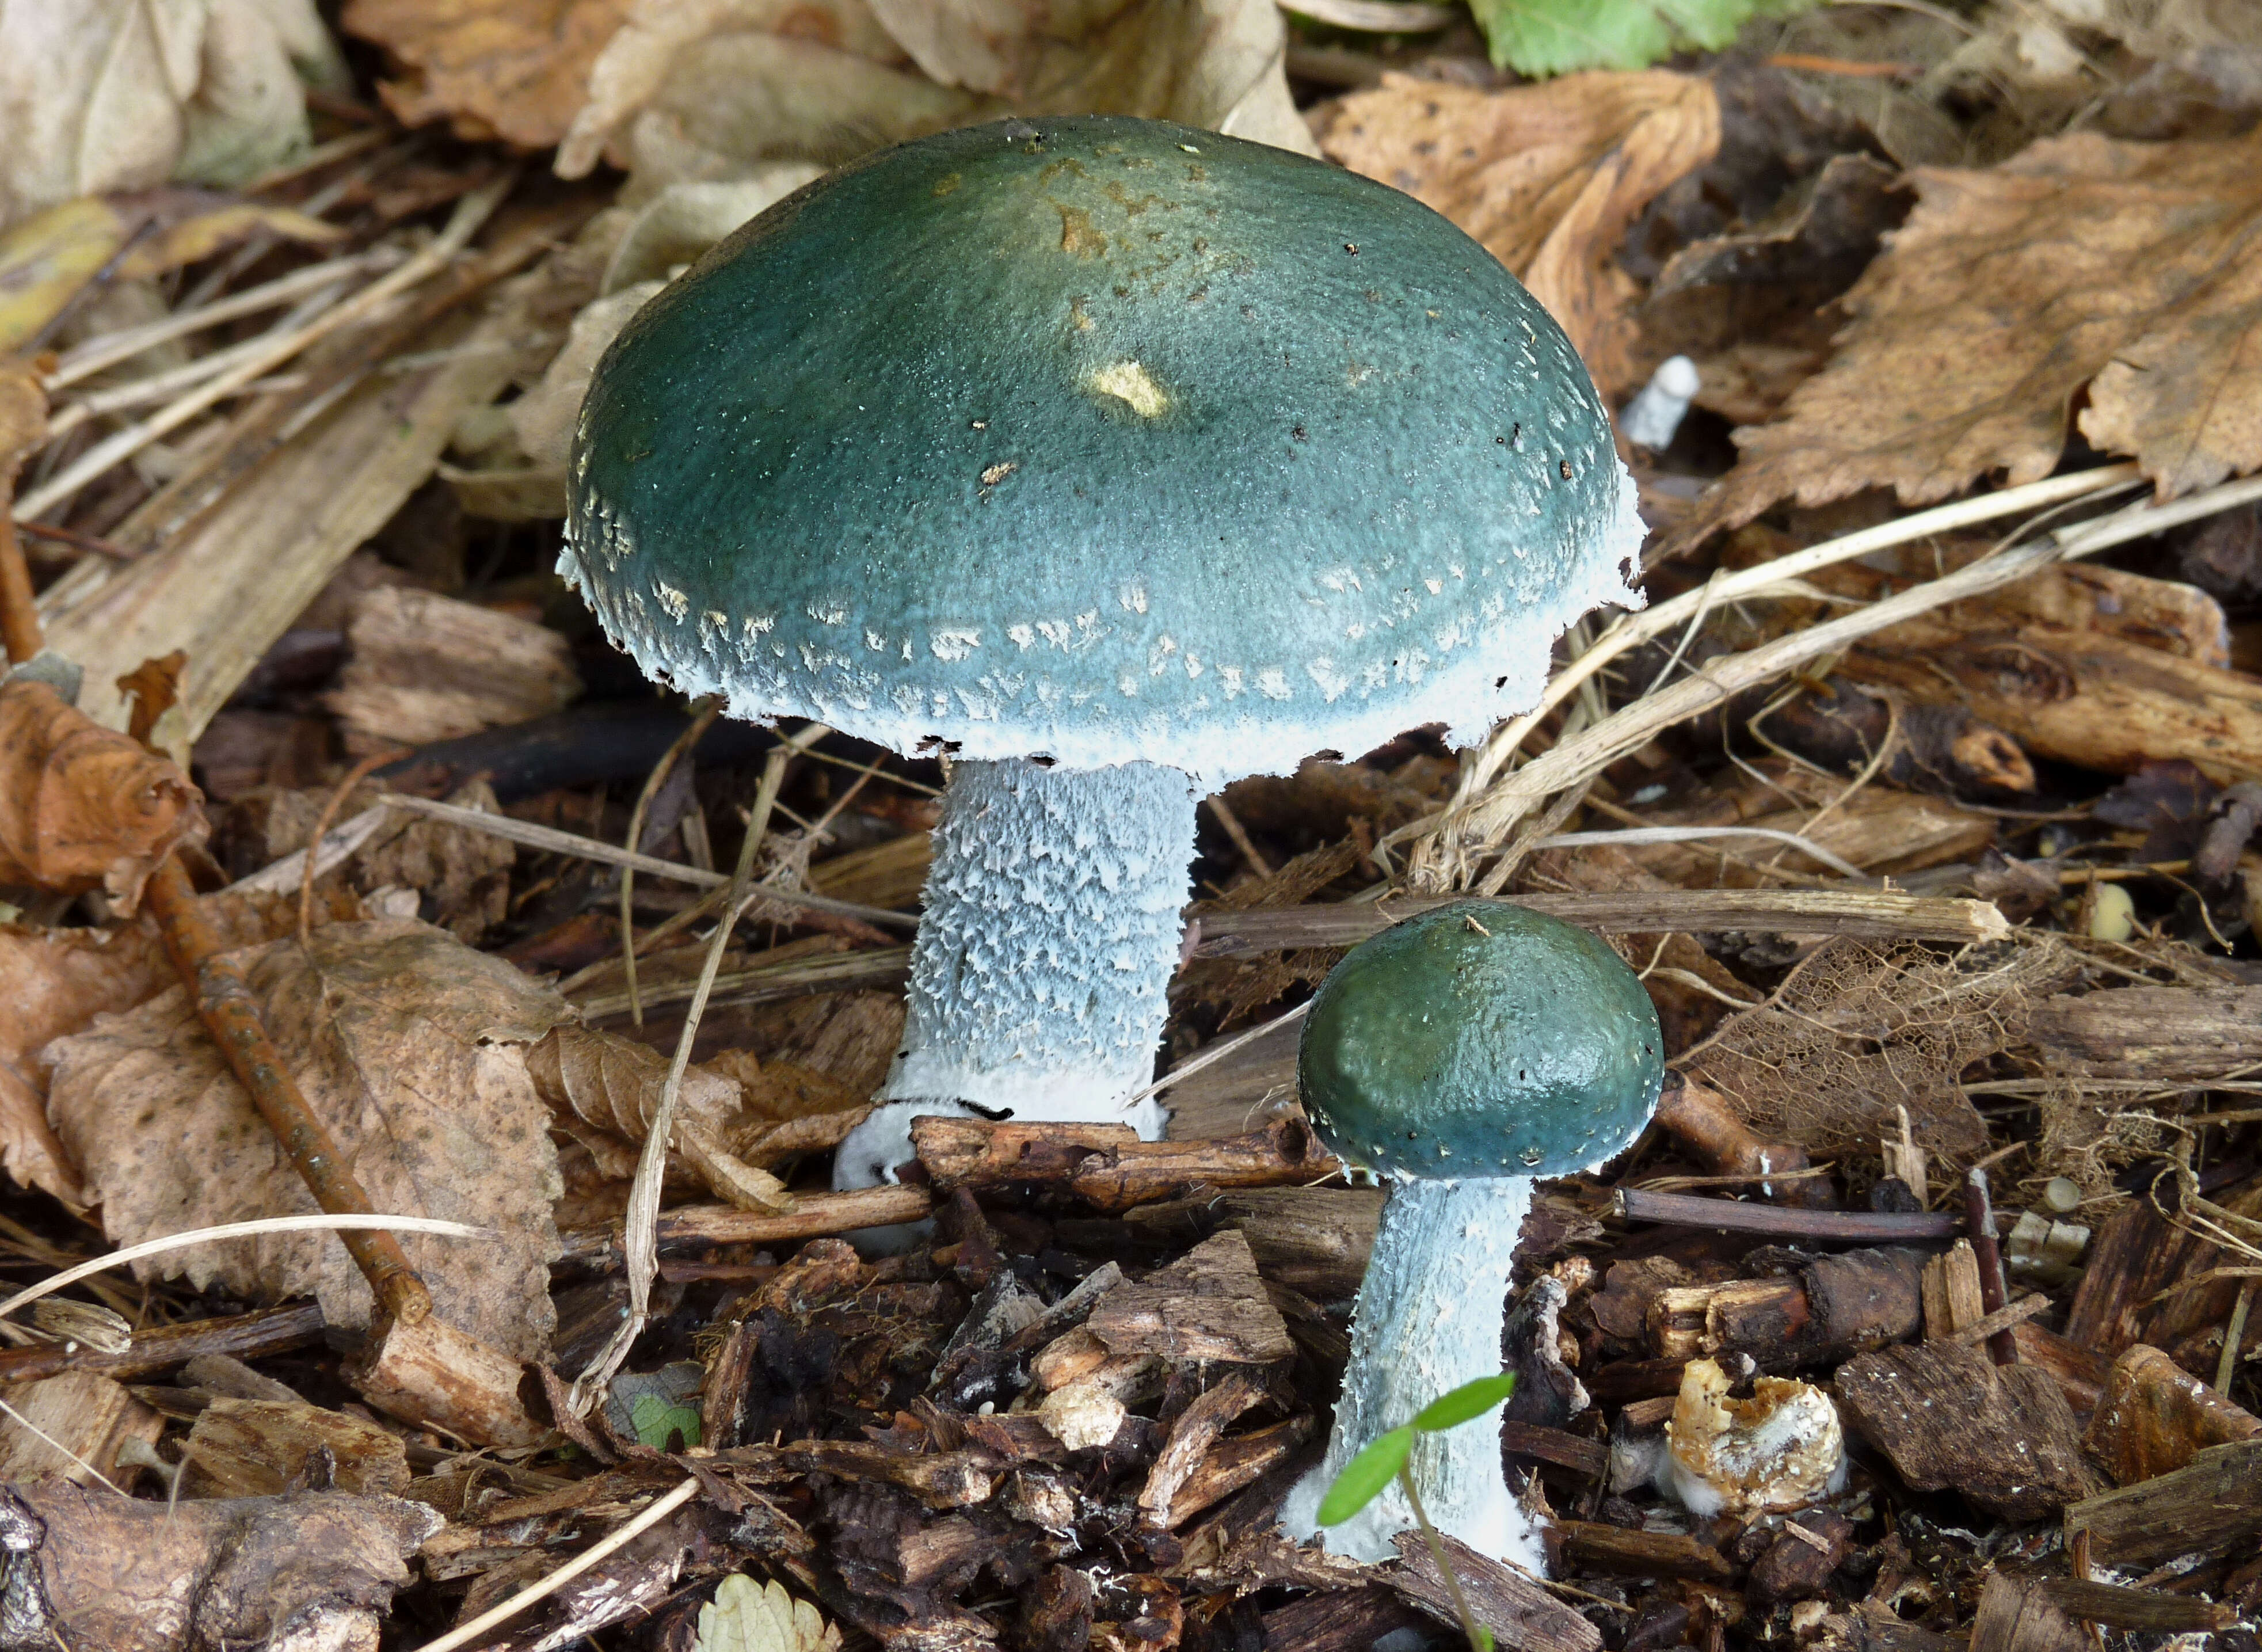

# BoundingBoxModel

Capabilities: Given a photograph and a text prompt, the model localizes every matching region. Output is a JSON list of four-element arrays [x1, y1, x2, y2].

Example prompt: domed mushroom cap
[[565, 116, 1642, 786], [1298, 900, 1662, 1179]]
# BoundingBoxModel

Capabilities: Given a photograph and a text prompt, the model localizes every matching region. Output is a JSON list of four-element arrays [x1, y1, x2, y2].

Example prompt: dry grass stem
[[44, 248, 406, 391], [15, 174, 515, 523], [374, 791, 913, 929], [1407, 468, 2262, 889]]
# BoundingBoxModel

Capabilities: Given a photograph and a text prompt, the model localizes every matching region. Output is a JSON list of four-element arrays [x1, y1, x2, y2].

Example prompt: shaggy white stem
[[833, 757, 1195, 1190], [1281, 1175, 1541, 1570]]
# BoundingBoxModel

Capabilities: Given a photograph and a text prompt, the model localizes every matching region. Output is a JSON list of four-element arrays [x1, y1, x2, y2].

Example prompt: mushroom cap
[[1297, 900, 1662, 1180], [564, 116, 1643, 787]]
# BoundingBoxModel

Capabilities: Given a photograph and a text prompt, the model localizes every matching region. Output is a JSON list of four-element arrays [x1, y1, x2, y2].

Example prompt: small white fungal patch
[[1118, 582, 1149, 615], [1085, 359, 1170, 418], [930, 627, 980, 662], [653, 581, 689, 620], [1255, 667, 1290, 701], [1008, 623, 1035, 649]]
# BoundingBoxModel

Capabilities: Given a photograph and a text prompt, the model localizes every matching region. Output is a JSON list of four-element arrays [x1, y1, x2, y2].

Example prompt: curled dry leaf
[[1314, 70, 1722, 397], [527, 1024, 863, 1213], [0, 679, 207, 916], [0, 0, 348, 233], [0, 1480, 437, 1652], [45, 918, 568, 1360], [1688, 127, 2262, 542], [699, 1046, 871, 1164]]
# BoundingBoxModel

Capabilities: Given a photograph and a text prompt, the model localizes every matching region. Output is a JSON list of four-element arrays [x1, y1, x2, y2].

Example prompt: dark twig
[[1617, 1187, 1962, 1240]]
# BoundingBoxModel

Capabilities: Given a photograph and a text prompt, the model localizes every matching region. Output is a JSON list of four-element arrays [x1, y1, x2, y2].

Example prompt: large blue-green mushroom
[[1282, 900, 1663, 1570], [560, 116, 1644, 1202]]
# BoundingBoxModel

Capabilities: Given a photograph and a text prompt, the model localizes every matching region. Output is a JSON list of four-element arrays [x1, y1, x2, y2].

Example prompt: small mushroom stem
[[1282, 1175, 1543, 1571], [833, 756, 1195, 1189]]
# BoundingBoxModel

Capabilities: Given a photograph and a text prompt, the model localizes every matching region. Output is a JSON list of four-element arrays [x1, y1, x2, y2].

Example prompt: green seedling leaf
[[1317, 1425, 1415, 1524], [1412, 1372, 1519, 1433], [1471, 0, 1820, 77], [629, 1391, 703, 1451]]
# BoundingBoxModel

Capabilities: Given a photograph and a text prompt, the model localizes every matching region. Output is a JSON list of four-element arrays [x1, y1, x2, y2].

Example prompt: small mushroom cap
[[1297, 900, 1662, 1179], [564, 116, 1642, 787]]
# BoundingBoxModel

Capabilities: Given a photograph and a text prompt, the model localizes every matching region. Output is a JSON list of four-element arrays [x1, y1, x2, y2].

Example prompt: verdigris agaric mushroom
[[1281, 899, 1663, 1568], [560, 116, 1644, 1199]]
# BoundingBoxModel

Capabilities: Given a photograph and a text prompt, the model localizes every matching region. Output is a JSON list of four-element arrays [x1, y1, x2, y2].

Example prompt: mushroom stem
[[1282, 1174, 1541, 1570], [833, 757, 1195, 1189]]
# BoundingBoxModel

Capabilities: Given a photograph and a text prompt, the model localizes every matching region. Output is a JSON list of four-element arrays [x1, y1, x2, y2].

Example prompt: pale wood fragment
[[0, 1372, 161, 1486], [1389, 1529, 1604, 1652], [1922, 1239, 1986, 1341], [184, 1396, 410, 1498]]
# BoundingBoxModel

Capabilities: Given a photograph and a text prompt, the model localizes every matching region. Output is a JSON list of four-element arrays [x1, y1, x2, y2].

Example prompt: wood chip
[[1084, 1232, 1295, 1365]]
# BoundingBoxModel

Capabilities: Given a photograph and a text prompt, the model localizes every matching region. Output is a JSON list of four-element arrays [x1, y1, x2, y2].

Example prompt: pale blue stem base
[[834, 758, 1195, 1192]]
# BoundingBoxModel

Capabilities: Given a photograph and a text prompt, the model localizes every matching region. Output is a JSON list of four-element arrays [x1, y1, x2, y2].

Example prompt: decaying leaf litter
[[3, 0, 2262, 1647]]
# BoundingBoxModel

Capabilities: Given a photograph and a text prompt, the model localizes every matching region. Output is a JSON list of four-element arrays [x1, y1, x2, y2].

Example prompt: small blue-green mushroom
[[1282, 900, 1663, 1570]]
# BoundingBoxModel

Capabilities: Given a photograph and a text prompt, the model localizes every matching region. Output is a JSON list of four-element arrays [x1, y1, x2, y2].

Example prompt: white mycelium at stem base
[[832, 758, 1196, 1190], [1280, 1175, 1540, 1569]]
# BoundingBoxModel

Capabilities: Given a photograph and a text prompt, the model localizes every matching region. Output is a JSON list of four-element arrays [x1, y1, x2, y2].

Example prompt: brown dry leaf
[[1315, 71, 1721, 397], [45, 918, 569, 1360], [0, 679, 206, 915], [553, 0, 1311, 192], [0, 891, 359, 1208], [0, 924, 156, 1206], [527, 1024, 825, 1211], [1688, 128, 2262, 540], [339, 0, 634, 148]]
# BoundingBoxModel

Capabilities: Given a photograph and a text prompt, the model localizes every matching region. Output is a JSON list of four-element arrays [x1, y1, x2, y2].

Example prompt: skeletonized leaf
[[46, 919, 569, 1360], [0, 680, 206, 915]]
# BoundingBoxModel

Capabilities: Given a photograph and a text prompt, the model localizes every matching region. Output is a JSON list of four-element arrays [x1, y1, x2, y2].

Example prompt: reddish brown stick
[[1963, 1169, 2019, 1365], [141, 856, 431, 1324]]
